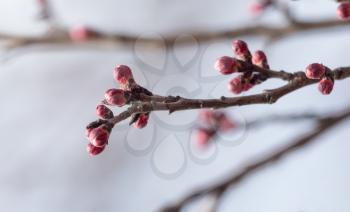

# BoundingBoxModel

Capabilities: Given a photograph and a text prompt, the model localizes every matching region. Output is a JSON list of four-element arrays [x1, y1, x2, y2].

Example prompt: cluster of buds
[[194, 110, 235, 148], [337, 1, 350, 20], [68, 25, 100, 42], [305, 63, 334, 95], [249, 0, 273, 16], [214, 40, 269, 95], [85, 65, 152, 156]]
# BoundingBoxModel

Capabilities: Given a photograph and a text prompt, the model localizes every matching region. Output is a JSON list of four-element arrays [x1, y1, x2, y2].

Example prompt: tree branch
[[107, 66, 350, 127], [1, 16, 349, 50], [159, 105, 350, 212]]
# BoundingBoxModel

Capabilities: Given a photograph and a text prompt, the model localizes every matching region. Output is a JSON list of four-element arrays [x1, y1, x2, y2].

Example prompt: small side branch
[[159, 105, 350, 212]]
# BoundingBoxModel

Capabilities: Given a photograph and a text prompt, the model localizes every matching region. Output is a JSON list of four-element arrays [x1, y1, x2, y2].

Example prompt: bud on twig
[[104, 89, 128, 106], [214, 56, 239, 75], [96, 104, 114, 119]]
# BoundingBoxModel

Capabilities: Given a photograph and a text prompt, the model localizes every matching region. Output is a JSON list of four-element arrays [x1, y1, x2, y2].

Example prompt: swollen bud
[[228, 76, 253, 94], [86, 143, 105, 156], [195, 128, 214, 147], [214, 56, 239, 75], [233, 40, 252, 62], [218, 116, 235, 132], [113, 65, 134, 85], [133, 113, 149, 129], [88, 127, 109, 147], [252, 50, 269, 69], [337, 3, 350, 20], [305, 63, 326, 79], [104, 89, 127, 106], [318, 77, 334, 95], [96, 104, 114, 119]]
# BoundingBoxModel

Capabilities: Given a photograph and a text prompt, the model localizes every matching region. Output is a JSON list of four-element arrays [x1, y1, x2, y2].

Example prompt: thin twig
[[1, 7, 349, 50], [159, 105, 350, 212]]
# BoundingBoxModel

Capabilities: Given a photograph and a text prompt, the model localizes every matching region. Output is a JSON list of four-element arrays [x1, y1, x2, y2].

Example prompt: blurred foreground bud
[[195, 128, 213, 147]]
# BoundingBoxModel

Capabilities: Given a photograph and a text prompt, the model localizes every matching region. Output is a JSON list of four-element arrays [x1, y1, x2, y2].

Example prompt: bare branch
[[1, 15, 349, 50], [159, 105, 350, 212], [106, 66, 350, 127]]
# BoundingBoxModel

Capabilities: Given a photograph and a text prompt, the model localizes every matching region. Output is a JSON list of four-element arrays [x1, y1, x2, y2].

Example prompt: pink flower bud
[[305, 63, 326, 79], [86, 143, 105, 156], [133, 113, 149, 129], [249, 2, 265, 15], [104, 89, 127, 106], [113, 65, 134, 85], [228, 77, 244, 94], [88, 127, 109, 147], [199, 110, 215, 124], [252, 50, 269, 69], [218, 116, 235, 132], [69, 25, 91, 42], [233, 40, 251, 62], [195, 128, 213, 147], [228, 76, 253, 94], [337, 3, 350, 20], [318, 78, 334, 95], [96, 104, 114, 119], [214, 56, 239, 75]]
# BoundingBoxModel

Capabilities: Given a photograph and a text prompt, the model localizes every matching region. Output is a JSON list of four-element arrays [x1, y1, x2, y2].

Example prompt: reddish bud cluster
[[337, 2, 350, 20], [215, 40, 269, 95], [85, 65, 152, 156], [304, 63, 334, 95], [195, 110, 235, 147]]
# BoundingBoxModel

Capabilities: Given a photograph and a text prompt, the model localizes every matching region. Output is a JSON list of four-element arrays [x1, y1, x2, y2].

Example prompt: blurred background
[[0, 0, 350, 211]]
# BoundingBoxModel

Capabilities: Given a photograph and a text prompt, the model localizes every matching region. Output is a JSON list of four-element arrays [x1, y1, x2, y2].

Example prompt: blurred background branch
[[161, 105, 350, 212], [1, 0, 349, 53]]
